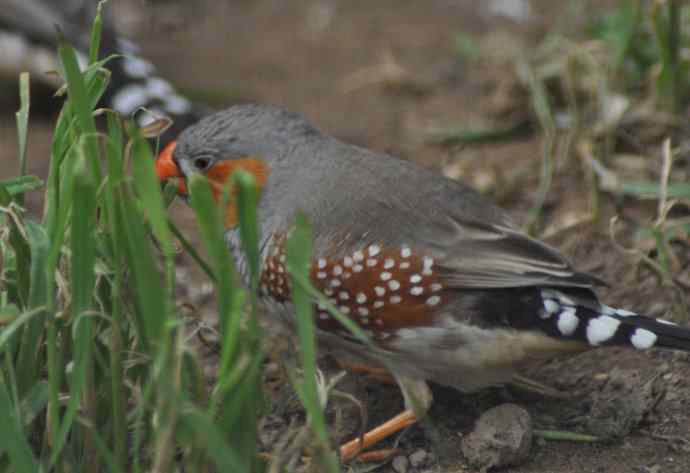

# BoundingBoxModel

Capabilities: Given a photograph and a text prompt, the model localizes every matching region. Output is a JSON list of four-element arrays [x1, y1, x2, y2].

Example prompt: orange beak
[[155, 140, 187, 195]]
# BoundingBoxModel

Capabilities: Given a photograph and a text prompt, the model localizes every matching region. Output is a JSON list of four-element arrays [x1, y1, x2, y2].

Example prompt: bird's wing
[[428, 215, 603, 289]]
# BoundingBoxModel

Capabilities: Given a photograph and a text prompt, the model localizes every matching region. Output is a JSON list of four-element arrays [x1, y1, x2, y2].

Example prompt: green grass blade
[[89, 1, 106, 64], [0, 377, 38, 472], [286, 214, 340, 472], [0, 175, 44, 196], [14, 222, 50, 395], [187, 175, 237, 342], [15, 73, 30, 183]]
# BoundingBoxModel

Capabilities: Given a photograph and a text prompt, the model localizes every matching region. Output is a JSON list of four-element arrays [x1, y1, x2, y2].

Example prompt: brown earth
[[1, 1, 689, 472]]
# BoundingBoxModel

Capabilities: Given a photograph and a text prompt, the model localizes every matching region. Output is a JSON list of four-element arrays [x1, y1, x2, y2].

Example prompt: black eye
[[193, 156, 211, 171]]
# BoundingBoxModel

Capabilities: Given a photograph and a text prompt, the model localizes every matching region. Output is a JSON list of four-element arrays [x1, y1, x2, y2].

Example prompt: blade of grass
[[15, 73, 30, 184], [0, 377, 38, 472], [286, 214, 340, 472]]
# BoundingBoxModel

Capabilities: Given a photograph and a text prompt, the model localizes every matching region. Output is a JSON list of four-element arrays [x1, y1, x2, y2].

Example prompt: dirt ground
[[1, 1, 689, 472]]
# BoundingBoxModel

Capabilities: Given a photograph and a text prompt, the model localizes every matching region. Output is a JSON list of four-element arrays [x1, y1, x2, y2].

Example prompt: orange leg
[[339, 409, 418, 461]]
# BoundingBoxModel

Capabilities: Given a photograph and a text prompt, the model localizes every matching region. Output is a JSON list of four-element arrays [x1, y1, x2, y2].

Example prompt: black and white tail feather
[[0, 0, 206, 147], [538, 289, 690, 352]]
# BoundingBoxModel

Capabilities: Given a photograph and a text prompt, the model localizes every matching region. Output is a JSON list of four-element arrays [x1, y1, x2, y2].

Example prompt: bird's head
[[155, 105, 314, 226]]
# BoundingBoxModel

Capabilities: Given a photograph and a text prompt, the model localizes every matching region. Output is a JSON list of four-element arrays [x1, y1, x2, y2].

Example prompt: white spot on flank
[[317, 258, 327, 269], [388, 280, 401, 291], [401, 247, 412, 258], [557, 307, 579, 336], [430, 283, 442, 292], [422, 257, 434, 275], [316, 271, 327, 279], [586, 315, 621, 346], [380, 272, 392, 281], [356, 292, 367, 304], [324, 288, 334, 296], [543, 299, 559, 314], [368, 245, 381, 256], [399, 261, 411, 269], [339, 291, 349, 300], [353, 264, 364, 273], [366, 258, 378, 267], [384, 258, 395, 269], [390, 295, 401, 304], [319, 312, 329, 320], [353, 251, 364, 262], [332, 265, 343, 276], [358, 307, 370, 317], [373, 300, 385, 309], [426, 295, 441, 307], [330, 279, 342, 287], [410, 286, 424, 296], [410, 274, 422, 284], [630, 328, 657, 349], [374, 286, 386, 297], [343, 256, 353, 267], [339, 306, 351, 315]]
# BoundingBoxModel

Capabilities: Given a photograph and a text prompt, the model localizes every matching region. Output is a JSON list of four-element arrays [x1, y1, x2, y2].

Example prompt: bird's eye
[[193, 156, 212, 171]]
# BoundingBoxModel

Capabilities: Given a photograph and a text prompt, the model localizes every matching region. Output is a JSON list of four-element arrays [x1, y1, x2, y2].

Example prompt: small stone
[[409, 449, 428, 467], [461, 403, 533, 472], [392, 455, 409, 473]]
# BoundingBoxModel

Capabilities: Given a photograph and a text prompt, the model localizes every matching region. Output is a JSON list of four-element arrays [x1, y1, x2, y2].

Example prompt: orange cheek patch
[[205, 157, 270, 228]]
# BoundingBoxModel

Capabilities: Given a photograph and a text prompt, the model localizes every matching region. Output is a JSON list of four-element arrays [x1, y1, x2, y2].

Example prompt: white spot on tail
[[557, 307, 579, 336], [122, 56, 155, 78], [587, 315, 621, 346], [630, 328, 657, 349], [615, 308, 637, 317], [543, 299, 559, 315]]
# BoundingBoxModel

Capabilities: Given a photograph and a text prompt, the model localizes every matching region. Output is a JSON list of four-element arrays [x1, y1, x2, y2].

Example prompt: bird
[[155, 103, 690, 461]]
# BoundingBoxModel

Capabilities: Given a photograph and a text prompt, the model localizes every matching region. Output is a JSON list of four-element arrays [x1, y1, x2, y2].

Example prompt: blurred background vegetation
[[0, 1, 689, 472]]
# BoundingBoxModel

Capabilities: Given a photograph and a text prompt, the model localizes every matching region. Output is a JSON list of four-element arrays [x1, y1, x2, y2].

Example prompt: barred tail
[[539, 289, 690, 352]]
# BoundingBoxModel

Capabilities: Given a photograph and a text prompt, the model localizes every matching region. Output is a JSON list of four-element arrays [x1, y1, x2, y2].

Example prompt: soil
[[1, 1, 689, 472]]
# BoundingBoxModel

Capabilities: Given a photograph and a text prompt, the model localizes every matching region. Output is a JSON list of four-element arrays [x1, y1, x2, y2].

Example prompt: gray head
[[170, 104, 322, 178]]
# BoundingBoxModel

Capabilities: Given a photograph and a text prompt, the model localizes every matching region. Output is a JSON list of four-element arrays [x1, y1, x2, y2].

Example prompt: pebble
[[461, 403, 533, 471], [409, 449, 428, 467], [391, 455, 409, 473]]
